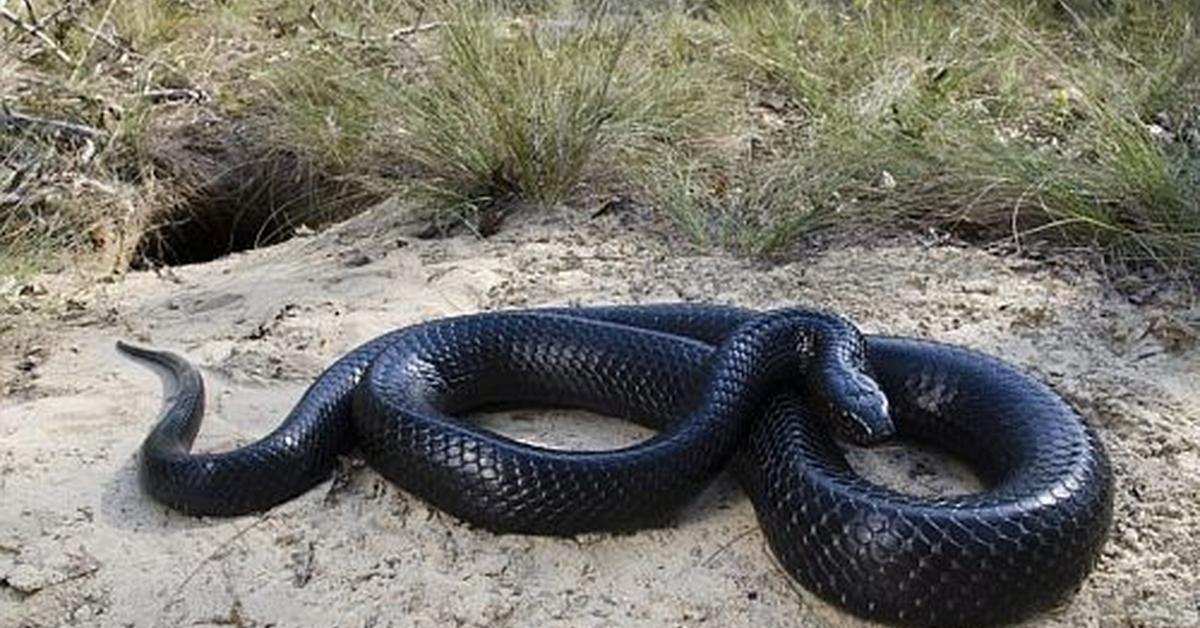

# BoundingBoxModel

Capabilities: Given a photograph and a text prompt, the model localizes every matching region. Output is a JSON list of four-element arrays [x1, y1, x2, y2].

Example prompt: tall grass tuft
[[703, 0, 1200, 269], [394, 1, 724, 227], [3, 0, 1198, 275]]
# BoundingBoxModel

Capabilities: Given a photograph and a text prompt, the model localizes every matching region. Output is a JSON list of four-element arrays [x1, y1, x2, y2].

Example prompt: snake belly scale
[[118, 304, 1113, 627]]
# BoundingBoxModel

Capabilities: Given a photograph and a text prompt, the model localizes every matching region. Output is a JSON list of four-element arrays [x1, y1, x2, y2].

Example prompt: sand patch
[[2, 203, 1197, 628]]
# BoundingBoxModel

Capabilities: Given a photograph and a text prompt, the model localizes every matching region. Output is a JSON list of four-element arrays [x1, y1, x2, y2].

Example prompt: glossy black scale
[[119, 304, 1113, 627]]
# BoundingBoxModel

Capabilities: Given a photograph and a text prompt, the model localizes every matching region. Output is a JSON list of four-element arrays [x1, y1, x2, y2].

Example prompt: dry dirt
[[1, 201, 1198, 628]]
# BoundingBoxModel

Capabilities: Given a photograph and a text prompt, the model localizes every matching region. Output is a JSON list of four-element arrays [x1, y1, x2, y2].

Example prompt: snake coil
[[119, 304, 1113, 627]]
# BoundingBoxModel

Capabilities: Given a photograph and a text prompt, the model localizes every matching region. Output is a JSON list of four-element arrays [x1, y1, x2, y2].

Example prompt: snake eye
[[829, 373, 894, 446], [844, 393, 893, 445]]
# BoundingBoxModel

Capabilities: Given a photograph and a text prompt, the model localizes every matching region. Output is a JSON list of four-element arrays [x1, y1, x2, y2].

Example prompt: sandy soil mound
[[2, 201, 1197, 628]]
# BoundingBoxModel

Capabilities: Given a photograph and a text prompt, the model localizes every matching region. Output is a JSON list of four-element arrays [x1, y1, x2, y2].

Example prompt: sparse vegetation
[[695, 0, 1200, 264], [1, 0, 1198, 274], [391, 1, 727, 231]]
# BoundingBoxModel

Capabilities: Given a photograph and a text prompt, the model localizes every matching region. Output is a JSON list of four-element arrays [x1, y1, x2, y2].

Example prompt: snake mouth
[[844, 398, 894, 445], [820, 371, 894, 446], [841, 401, 894, 446]]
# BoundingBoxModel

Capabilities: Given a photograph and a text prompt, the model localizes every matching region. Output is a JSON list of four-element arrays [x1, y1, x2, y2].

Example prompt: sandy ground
[[1, 201, 1198, 628]]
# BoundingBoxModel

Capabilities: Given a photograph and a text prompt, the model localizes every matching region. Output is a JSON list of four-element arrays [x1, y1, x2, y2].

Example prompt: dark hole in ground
[[132, 116, 375, 267]]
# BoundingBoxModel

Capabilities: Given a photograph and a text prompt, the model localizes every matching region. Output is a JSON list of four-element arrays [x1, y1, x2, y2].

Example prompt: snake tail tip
[[115, 339, 167, 363], [115, 339, 148, 356]]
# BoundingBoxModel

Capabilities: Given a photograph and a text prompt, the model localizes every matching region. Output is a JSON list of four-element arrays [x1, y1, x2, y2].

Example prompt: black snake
[[119, 304, 1113, 627]]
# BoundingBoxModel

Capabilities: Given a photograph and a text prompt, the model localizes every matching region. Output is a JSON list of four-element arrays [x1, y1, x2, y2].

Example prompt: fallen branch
[[1, 105, 104, 143], [0, 5, 72, 63]]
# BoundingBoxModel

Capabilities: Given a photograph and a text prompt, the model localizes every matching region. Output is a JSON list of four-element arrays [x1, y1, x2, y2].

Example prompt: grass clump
[[698, 0, 1200, 268], [394, 1, 726, 229], [1, 0, 429, 270], [3, 0, 1199, 277]]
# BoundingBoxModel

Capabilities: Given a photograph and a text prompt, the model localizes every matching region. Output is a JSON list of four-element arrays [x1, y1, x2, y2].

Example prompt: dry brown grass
[[2, 0, 1198, 275]]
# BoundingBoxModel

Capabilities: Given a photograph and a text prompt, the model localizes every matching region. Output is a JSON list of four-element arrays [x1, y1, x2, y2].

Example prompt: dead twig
[[385, 20, 444, 39], [701, 526, 759, 567], [170, 514, 272, 596], [306, 4, 443, 44], [1, 104, 104, 143], [141, 87, 210, 104], [75, 21, 131, 57], [73, 19, 192, 87], [0, 5, 73, 63], [70, 0, 117, 82]]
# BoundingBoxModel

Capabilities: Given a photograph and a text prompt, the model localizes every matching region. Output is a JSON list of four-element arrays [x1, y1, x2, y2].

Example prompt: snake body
[[119, 304, 1113, 627]]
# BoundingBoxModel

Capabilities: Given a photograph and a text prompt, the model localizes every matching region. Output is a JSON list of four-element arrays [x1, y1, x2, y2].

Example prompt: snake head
[[812, 368, 895, 446], [796, 320, 895, 446]]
